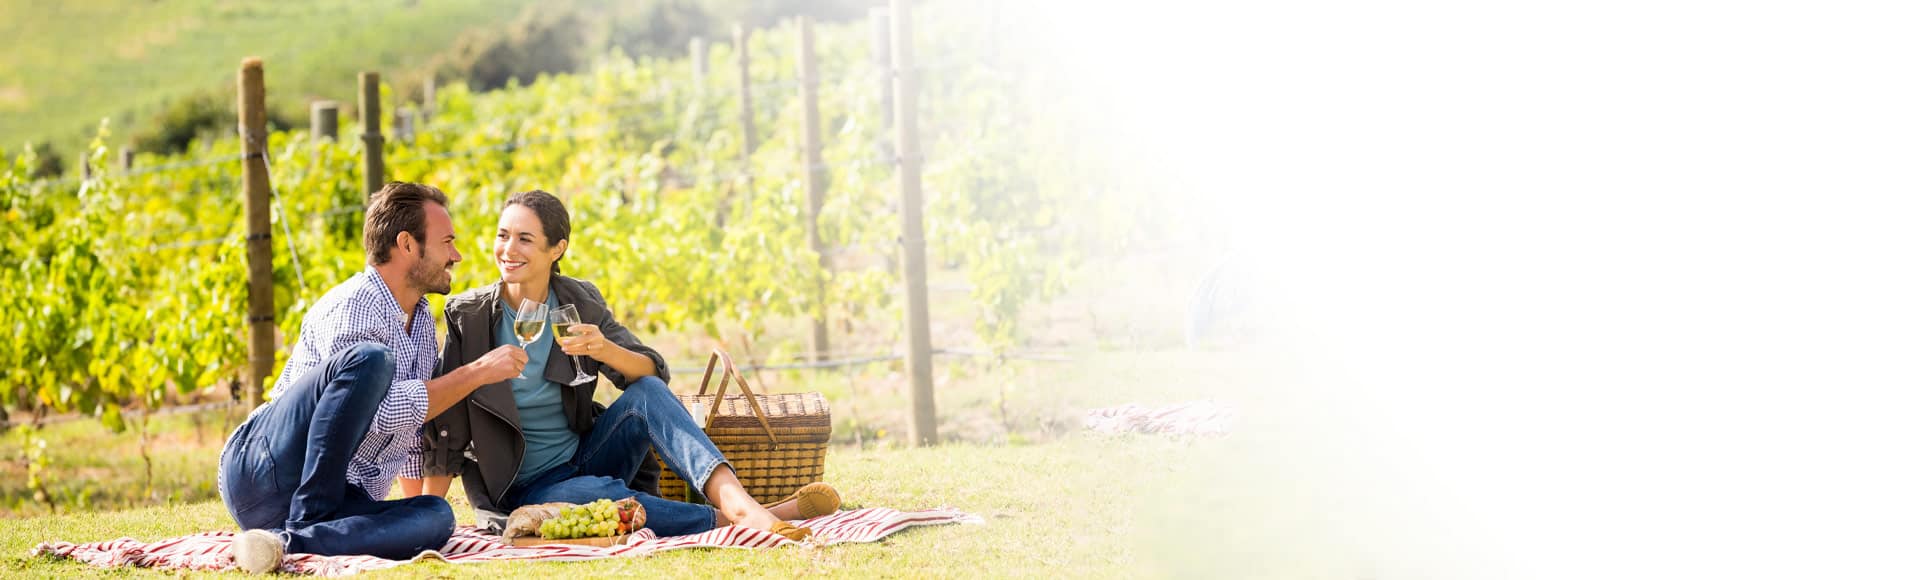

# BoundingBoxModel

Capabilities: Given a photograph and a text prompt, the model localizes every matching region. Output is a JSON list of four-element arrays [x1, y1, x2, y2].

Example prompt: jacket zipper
[[474, 398, 525, 504]]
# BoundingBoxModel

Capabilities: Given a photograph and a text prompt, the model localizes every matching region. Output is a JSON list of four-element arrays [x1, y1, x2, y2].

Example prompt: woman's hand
[[555, 322, 658, 380], [557, 323, 612, 360]]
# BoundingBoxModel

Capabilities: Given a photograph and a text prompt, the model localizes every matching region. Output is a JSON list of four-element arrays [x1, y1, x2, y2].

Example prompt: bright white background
[[1023, 0, 1920, 577]]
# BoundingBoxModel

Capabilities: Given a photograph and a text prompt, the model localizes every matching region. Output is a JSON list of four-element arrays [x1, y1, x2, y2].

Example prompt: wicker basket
[[655, 349, 831, 504]]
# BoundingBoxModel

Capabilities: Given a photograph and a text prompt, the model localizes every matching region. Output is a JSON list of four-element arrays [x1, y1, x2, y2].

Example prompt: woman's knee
[[610, 375, 670, 412], [626, 375, 669, 394]]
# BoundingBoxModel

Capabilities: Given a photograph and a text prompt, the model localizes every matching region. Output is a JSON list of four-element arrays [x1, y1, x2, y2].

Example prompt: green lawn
[[0, 429, 1270, 577], [0, 346, 1295, 577], [0, 0, 536, 151]]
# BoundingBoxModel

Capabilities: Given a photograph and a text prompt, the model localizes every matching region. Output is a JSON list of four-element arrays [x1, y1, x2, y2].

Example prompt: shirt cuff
[[400, 445, 425, 479], [370, 378, 429, 437]]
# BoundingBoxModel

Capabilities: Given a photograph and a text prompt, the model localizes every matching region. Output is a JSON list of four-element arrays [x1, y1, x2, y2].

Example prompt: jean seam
[[685, 456, 733, 496]]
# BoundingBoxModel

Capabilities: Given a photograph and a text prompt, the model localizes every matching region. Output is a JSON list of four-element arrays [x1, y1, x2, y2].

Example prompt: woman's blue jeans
[[500, 375, 729, 536], [217, 343, 455, 559]]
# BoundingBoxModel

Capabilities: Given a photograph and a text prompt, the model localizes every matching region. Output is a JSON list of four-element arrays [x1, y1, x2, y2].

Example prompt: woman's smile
[[494, 203, 561, 280]]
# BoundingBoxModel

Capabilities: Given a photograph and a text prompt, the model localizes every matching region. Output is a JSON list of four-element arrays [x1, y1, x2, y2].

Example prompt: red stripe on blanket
[[31, 507, 981, 577]]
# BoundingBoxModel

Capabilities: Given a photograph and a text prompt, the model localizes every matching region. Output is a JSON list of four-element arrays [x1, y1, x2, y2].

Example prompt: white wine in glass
[[549, 304, 595, 385], [513, 318, 545, 344], [512, 298, 548, 379]]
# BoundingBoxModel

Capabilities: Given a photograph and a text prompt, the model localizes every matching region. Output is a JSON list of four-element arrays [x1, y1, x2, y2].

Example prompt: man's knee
[[405, 495, 455, 520], [404, 495, 457, 542], [312, 344, 396, 418], [342, 342, 395, 373]]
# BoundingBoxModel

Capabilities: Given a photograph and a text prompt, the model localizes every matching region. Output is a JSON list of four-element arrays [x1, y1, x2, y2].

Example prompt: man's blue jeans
[[218, 343, 454, 559], [501, 375, 728, 536]]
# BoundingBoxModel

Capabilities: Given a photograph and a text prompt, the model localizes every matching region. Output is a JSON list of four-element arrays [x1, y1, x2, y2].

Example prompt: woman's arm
[[396, 475, 455, 498], [557, 279, 670, 386]]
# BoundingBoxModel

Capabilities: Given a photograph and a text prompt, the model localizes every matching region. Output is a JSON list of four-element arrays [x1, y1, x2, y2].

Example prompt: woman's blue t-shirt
[[495, 292, 579, 484]]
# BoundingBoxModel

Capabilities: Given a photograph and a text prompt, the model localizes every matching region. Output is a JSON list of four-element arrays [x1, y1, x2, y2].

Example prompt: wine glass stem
[[572, 355, 591, 383], [521, 340, 537, 379]]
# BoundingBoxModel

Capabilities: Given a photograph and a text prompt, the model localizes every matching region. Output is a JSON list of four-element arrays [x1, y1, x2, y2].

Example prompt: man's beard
[[409, 256, 453, 295]]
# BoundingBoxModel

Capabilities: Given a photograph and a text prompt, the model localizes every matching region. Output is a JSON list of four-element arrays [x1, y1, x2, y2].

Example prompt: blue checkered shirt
[[224, 268, 436, 501]]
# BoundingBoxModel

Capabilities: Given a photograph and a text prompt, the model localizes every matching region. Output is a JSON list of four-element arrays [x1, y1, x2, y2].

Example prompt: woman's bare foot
[[704, 466, 783, 531], [763, 499, 803, 521]]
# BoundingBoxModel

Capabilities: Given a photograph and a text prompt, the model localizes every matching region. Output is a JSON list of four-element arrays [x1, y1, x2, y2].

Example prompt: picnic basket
[[654, 349, 831, 504]]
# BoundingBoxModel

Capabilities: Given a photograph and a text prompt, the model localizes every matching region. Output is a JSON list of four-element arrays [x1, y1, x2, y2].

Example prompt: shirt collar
[[363, 267, 432, 336]]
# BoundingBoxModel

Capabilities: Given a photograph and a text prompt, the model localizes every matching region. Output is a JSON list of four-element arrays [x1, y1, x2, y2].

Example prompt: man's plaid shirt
[[220, 268, 437, 501]]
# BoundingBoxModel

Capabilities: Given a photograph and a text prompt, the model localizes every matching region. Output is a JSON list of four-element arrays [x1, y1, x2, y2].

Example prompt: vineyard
[[0, 3, 1158, 436]]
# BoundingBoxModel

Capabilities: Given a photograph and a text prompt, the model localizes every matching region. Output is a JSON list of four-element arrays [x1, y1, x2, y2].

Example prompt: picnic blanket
[[1083, 400, 1237, 437], [31, 507, 981, 576]]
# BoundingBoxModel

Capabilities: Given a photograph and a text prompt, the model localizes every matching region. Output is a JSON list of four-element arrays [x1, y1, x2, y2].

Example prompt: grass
[[0, 0, 537, 153], [0, 434, 1219, 578], [0, 344, 1288, 577]]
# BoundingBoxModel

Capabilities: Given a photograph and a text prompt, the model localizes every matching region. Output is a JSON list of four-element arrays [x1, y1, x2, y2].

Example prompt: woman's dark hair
[[505, 189, 571, 275]]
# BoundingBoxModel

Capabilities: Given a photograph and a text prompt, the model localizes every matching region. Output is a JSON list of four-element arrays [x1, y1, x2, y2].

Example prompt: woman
[[404, 189, 837, 540]]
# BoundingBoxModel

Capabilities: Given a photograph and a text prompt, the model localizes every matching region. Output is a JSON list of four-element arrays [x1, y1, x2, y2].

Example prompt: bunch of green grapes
[[538, 498, 636, 539]]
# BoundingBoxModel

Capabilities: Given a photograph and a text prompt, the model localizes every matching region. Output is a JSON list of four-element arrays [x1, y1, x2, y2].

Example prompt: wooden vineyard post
[[421, 76, 436, 124], [238, 58, 275, 409], [871, 7, 894, 131], [691, 37, 708, 89], [311, 101, 338, 141], [311, 100, 337, 166], [891, 0, 937, 446], [118, 147, 134, 173], [798, 16, 830, 363], [359, 72, 385, 201], [716, 25, 756, 230], [396, 108, 414, 143], [735, 24, 757, 200]]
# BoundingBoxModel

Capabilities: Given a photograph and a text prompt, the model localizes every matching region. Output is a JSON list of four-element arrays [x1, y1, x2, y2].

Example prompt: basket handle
[[695, 348, 781, 445]]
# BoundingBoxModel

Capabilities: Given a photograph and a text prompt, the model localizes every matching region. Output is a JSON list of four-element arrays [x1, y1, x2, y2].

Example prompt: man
[[215, 182, 529, 573]]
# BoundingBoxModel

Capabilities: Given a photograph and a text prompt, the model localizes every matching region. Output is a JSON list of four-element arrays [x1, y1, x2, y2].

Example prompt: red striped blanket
[[1083, 400, 1237, 436], [31, 507, 981, 576]]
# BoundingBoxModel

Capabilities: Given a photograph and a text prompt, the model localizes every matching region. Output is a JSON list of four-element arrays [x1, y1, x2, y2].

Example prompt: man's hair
[[364, 181, 450, 265], [504, 189, 572, 275]]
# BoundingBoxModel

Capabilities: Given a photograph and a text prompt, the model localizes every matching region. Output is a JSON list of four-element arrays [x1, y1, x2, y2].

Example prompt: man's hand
[[425, 345, 527, 420], [469, 345, 529, 383]]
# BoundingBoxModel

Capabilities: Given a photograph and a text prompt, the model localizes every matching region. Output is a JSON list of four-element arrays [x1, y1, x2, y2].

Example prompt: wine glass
[[548, 304, 595, 386], [511, 298, 548, 379]]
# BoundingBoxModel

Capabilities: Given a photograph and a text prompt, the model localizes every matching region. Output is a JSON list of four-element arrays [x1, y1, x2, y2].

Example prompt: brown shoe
[[764, 482, 841, 519], [769, 520, 813, 541]]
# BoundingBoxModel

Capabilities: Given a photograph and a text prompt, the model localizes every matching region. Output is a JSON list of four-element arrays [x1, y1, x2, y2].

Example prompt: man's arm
[[424, 345, 528, 421]]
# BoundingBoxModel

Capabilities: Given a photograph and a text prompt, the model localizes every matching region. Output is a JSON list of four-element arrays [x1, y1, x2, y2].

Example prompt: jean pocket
[[226, 436, 282, 513]]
